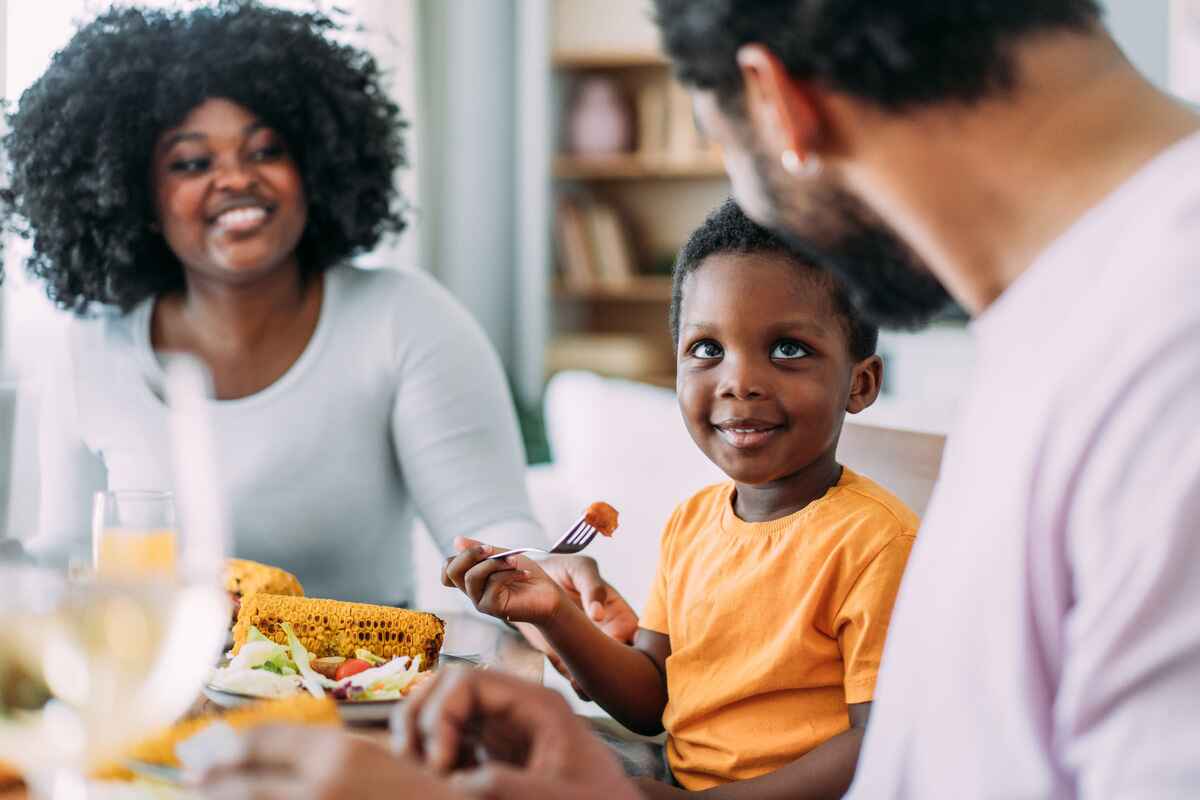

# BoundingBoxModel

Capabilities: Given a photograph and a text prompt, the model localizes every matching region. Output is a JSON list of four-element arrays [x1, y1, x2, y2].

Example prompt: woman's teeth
[[215, 206, 268, 231]]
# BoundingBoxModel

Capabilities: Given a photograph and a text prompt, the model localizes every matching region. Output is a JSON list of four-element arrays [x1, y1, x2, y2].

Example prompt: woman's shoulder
[[328, 265, 492, 353], [59, 303, 150, 370], [330, 264, 458, 313]]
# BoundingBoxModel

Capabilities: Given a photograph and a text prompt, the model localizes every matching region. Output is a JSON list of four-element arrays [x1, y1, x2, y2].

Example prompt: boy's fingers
[[462, 558, 519, 606], [477, 569, 530, 617], [454, 536, 482, 552], [444, 545, 494, 591]]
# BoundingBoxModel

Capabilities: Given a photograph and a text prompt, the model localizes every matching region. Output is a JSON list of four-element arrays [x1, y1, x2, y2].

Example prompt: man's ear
[[846, 355, 883, 414], [736, 44, 823, 164]]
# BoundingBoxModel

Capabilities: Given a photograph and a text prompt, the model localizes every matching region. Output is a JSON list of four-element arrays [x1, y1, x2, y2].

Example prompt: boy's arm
[[635, 703, 871, 800], [443, 543, 670, 735], [540, 602, 671, 735]]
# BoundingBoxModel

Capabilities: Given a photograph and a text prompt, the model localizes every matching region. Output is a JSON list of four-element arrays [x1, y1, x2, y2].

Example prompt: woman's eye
[[771, 339, 809, 360], [689, 341, 723, 360], [250, 145, 285, 162], [168, 157, 210, 174]]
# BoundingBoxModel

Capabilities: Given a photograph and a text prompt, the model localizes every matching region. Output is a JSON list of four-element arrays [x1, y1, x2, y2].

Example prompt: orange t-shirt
[[641, 467, 918, 790]]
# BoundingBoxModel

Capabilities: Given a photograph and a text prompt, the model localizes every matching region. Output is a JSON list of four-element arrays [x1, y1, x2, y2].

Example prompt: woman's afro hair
[[1, 1, 408, 312]]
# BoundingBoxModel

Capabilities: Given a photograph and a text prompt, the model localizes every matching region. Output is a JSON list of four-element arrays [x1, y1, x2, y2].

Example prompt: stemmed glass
[[0, 355, 230, 797]]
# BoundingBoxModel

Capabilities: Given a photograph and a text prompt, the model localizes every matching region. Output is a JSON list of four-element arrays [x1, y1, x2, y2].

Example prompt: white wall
[[1104, 0, 1170, 87]]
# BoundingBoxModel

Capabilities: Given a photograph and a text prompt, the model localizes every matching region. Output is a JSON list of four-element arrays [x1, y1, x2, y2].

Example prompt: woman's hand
[[194, 726, 464, 800], [397, 666, 641, 800], [442, 538, 566, 626]]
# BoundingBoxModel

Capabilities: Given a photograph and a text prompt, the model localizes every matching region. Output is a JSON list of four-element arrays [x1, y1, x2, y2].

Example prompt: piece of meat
[[584, 502, 619, 537]]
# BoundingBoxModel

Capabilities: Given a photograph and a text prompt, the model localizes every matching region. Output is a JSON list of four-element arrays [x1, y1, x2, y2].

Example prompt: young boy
[[443, 199, 918, 799]]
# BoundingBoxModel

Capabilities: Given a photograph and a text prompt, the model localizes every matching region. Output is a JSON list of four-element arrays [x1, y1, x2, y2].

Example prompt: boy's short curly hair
[[1, 1, 407, 313], [671, 199, 879, 361]]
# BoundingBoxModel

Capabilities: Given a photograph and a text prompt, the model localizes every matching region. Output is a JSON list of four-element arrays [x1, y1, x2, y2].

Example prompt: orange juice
[[95, 528, 178, 577]]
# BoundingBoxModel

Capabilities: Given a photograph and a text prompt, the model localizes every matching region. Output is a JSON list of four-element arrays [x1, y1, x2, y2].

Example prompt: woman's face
[[151, 98, 307, 284]]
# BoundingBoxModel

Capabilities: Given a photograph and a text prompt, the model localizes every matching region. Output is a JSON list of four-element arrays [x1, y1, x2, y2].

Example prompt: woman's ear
[[846, 355, 883, 414]]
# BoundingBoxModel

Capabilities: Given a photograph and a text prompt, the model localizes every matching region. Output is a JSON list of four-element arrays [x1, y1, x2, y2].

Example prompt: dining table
[[0, 612, 544, 799]]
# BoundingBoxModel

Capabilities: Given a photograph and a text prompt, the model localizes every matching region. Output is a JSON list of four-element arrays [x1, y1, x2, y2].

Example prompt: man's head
[[653, 1, 1103, 328]]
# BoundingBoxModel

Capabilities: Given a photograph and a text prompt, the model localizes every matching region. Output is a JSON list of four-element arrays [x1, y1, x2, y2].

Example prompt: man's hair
[[653, 0, 1102, 112], [0, 1, 407, 313], [671, 199, 879, 361]]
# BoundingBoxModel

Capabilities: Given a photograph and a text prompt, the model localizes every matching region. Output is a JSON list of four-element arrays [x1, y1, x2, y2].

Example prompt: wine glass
[[92, 490, 178, 577], [0, 356, 231, 797]]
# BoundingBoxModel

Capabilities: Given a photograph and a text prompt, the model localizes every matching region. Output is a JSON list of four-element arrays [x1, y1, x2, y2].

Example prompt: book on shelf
[[555, 197, 638, 291], [584, 202, 636, 287], [635, 80, 667, 157], [555, 196, 598, 292]]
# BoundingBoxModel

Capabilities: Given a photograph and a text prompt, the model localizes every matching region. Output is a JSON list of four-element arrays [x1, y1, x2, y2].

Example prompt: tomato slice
[[334, 658, 372, 681]]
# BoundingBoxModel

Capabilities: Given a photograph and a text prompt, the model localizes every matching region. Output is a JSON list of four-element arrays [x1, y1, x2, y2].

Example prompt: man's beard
[[751, 151, 953, 330]]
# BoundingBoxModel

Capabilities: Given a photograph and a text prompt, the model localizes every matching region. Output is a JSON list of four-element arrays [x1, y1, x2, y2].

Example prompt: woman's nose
[[212, 156, 257, 193]]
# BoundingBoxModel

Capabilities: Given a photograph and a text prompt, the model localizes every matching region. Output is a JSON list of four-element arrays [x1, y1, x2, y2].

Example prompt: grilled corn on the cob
[[232, 594, 445, 668]]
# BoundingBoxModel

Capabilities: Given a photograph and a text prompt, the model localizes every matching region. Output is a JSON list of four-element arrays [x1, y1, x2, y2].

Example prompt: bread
[[225, 558, 304, 601], [93, 694, 338, 780], [232, 594, 445, 668]]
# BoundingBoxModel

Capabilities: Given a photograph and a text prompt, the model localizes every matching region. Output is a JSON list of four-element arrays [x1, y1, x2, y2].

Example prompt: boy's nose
[[717, 359, 768, 400]]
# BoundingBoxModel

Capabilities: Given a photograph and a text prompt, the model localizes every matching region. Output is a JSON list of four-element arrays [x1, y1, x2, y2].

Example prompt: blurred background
[[0, 0, 1193, 542]]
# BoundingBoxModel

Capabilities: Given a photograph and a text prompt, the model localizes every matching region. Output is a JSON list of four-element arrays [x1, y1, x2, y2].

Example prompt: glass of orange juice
[[92, 490, 178, 577]]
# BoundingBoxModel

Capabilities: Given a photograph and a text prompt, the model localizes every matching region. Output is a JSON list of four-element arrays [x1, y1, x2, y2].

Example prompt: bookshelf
[[536, 0, 731, 388]]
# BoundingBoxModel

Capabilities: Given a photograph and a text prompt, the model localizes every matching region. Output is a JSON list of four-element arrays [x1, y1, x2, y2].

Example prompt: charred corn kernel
[[93, 694, 338, 780], [224, 558, 304, 599], [232, 594, 445, 668], [585, 501, 619, 536]]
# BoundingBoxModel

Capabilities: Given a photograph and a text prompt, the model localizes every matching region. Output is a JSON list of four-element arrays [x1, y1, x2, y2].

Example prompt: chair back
[[836, 422, 946, 517]]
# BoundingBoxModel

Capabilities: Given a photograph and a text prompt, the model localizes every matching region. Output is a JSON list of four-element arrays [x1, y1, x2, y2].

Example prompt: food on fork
[[92, 693, 338, 780], [585, 501, 620, 537], [224, 558, 304, 623]]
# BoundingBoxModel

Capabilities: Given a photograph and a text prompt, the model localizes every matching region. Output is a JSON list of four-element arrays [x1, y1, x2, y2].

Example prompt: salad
[[209, 623, 427, 703]]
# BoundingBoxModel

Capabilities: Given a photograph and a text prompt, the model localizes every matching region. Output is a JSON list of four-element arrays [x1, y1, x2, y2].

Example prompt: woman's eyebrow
[[158, 131, 205, 152]]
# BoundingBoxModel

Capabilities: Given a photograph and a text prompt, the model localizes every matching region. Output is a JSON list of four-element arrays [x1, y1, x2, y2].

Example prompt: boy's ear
[[846, 355, 883, 414]]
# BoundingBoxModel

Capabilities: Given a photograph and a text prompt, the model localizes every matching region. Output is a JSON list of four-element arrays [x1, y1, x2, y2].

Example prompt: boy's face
[[676, 252, 876, 486]]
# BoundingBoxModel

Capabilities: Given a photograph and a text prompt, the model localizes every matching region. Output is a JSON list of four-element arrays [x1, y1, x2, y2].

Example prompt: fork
[[486, 514, 599, 560]]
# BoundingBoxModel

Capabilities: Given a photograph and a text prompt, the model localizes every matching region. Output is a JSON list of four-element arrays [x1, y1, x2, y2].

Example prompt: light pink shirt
[[851, 132, 1200, 798]]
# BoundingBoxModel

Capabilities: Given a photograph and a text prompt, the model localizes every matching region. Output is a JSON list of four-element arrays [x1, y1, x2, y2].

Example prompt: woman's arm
[[388, 277, 544, 555], [637, 703, 871, 800]]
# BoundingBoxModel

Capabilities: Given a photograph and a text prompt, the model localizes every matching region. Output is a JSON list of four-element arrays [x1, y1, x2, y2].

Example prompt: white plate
[[201, 654, 482, 724], [201, 684, 399, 724]]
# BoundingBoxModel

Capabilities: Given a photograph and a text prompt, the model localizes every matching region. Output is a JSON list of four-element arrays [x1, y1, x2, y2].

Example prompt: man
[[650, 1, 1200, 797], [200, 3, 1200, 797]]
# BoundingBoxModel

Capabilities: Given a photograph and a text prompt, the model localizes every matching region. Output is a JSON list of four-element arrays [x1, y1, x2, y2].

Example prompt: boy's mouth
[[712, 418, 783, 450]]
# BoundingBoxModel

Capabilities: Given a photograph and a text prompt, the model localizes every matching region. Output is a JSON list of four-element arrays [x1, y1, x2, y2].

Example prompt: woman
[[2, 2, 633, 635]]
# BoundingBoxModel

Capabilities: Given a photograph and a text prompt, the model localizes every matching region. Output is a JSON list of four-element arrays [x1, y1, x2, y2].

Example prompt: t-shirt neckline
[[130, 267, 340, 411], [720, 466, 857, 538]]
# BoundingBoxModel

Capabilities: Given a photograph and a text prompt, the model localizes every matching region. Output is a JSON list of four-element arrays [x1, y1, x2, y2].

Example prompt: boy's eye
[[771, 339, 809, 360], [168, 157, 210, 174], [689, 340, 723, 360]]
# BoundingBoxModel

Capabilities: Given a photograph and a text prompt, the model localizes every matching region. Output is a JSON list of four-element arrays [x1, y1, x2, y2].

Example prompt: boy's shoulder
[[820, 467, 920, 545], [662, 481, 735, 537]]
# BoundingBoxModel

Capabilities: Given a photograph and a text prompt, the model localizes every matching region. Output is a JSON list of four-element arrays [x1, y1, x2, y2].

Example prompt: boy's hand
[[442, 538, 566, 626]]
